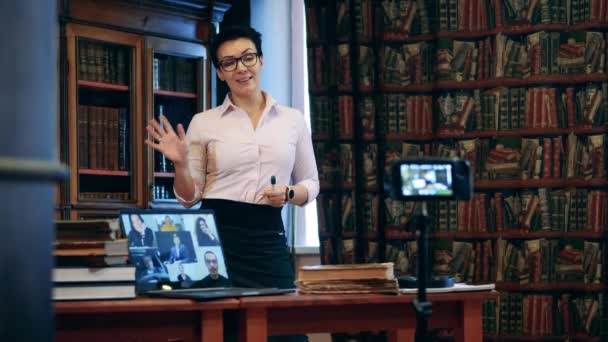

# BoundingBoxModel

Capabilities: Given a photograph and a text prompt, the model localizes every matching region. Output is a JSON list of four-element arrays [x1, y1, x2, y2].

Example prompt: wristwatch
[[284, 186, 295, 203], [288, 187, 295, 201]]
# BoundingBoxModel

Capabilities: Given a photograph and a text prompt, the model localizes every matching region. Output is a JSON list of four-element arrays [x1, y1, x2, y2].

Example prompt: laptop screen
[[119, 209, 230, 292]]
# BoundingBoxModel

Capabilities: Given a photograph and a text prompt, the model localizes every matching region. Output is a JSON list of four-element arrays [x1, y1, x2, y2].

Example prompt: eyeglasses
[[218, 52, 259, 72]]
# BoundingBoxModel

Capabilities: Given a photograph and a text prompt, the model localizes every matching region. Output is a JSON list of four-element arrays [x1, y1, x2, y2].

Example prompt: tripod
[[411, 201, 432, 342]]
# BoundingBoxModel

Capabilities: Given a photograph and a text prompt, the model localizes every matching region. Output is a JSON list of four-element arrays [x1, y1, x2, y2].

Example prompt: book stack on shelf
[[296, 262, 399, 294], [73, 34, 136, 205], [53, 219, 135, 300], [305, 0, 608, 340]]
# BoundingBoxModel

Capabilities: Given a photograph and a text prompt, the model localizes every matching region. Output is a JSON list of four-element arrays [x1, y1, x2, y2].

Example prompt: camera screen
[[399, 163, 453, 197]]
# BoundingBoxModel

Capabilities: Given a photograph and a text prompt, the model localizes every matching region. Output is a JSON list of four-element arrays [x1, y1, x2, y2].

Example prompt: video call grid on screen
[[120, 211, 228, 283], [399, 163, 454, 197]]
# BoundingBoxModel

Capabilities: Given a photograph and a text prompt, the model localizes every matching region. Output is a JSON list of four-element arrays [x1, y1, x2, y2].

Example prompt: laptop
[[119, 208, 294, 300]]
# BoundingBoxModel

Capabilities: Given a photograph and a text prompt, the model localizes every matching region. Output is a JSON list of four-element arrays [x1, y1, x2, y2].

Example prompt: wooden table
[[55, 297, 239, 342], [238, 291, 497, 342]]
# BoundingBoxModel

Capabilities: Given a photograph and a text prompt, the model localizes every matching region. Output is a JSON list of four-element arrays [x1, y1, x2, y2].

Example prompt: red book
[[547, 88, 558, 128], [565, 88, 575, 127], [483, 240, 491, 282], [602, 192, 607, 232], [552, 137, 562, 178], [422, 96, 432, 134], [530, 295, 538, 335], [561, 294, 570, 334], [560, 43, 584, 55], [592, 0, 600, 21], [427, 96, 434, 134], [599, 191, 608, 231], [407, 96, 415, 134], [531, 44, 541, 75], [467, 197, 475, 233], [461, 0, 470, 31], [494, 193, 504, 231], [474, 242, 482, 282], [487, 147, 518, 161], [595, 190, 603, 232], [539, 88, 548, 128], [524, 296, 532, 335], [534, 294, 543, 336], [484, 38, 491, 79], [416, 94, 424, 132], [595, 140, 605, 179], [458, 200, 468, 232], [588, 190, 598, 232], [480, 194, 488, 233], [493, 0, 503, 27], [542, 138, 552, 179], [473, 194, 481, 232], [479, 0, 487, 30], [471, 0, 479, 31]]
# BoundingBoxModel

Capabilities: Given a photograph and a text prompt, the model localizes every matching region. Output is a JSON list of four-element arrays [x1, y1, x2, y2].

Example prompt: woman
[[195, 216, 219, 246], [145, 25, 318, 342], [127, 214, 155, 248]]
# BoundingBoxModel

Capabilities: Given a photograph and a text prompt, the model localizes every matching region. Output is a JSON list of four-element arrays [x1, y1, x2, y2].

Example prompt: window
[[299, 0, 319, 248], [251, 0, 319, 249]]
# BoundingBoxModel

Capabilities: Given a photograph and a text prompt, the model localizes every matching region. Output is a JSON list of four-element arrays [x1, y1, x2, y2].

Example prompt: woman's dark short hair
[[130, 214, 145, 225], [210, 25, 263, 68], [196, 217, 207, 228]]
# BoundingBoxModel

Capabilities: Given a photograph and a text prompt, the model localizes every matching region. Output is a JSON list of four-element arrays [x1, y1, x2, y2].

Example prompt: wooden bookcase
[[66, 23, 145, 210], [59, 0, 230, 219], [144, 36, 207, 207], [305, 0, 608, 340]]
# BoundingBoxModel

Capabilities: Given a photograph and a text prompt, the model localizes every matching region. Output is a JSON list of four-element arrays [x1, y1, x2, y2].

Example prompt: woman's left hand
[[263, 185, 288, 208]]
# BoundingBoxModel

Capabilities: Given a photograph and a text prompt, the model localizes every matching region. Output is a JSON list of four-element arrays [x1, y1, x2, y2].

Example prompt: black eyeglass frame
[[218, 52, 260, 72]]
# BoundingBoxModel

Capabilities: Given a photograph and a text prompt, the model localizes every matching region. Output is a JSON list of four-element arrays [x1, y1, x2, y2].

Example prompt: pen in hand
[[270, 175, 276, 190]]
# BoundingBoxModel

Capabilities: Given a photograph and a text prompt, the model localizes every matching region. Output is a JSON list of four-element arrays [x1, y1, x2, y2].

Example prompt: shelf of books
[[145, 37, 207, 206], [305, 0, 608, 340], [66, 24, 144, 208]]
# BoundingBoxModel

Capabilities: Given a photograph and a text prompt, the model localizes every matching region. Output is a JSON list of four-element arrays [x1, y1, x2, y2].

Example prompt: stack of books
[[53, 219, 135, 300], [295, 262, 399, 295]]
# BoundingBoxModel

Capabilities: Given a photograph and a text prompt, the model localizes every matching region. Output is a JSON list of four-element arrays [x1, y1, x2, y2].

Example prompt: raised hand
[[145, 115, 188, 168]]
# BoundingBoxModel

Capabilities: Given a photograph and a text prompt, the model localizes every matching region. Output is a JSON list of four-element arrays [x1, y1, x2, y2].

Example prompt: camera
[[386, 158, 473, 200]]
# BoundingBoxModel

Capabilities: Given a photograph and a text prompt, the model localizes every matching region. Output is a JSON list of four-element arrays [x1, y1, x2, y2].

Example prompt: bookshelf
[[145, 36, 207, 206], [305, 0, 608, 340], [59, 0, 229, 218], [66, 23, 144, 208]]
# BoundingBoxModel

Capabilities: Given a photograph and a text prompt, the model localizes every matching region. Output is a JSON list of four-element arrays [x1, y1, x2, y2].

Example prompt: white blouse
[[175, 92, 319, 206]]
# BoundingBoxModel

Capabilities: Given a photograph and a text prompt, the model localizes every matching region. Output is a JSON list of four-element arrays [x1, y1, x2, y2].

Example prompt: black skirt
[[200, 199, 295, 289], [201, 199, 307, 342]]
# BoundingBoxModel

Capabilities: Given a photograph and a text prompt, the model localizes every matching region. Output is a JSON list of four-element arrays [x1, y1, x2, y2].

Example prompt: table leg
[[201, 310, 223, 342], [454, 300, 482, 342], [239, 308, 268, 342]]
